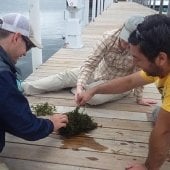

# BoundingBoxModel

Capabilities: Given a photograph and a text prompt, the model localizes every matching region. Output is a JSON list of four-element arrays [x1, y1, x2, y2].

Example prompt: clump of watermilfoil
[[32, 103, 97, 137], [59, 107, 97, 137], [31, 102, 55, 116]]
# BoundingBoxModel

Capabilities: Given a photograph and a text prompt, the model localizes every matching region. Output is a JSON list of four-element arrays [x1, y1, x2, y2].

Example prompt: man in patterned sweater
[[23, 16, 155, 106]]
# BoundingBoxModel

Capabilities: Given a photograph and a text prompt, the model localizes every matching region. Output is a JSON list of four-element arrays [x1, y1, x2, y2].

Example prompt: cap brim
[[119, 27, 129, 42], [29, 37, 43, 49]]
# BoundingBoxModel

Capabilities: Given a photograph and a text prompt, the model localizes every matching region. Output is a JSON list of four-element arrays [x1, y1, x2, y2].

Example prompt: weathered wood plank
[[55, 106, 149, 121], [1, 143, 170, 170], [25, 90, 161, 101], [27, 96, 155, 113], [6, 134, 149, 158], [0, 158, 100, 170]]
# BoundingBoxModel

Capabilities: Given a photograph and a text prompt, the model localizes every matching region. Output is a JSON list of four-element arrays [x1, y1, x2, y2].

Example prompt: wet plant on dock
[[59, 107, 97, 137], [31, 102, 56, 116], [32, 103, 97, 137]]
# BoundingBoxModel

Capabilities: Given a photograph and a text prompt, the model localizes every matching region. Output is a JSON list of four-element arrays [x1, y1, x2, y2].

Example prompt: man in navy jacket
[[0, 13, 68, 160]]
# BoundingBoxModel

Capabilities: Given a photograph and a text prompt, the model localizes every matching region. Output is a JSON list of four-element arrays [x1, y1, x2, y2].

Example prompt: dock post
[[104, 0, 107, 10], [97, 0, 101, 15], [167, 0, 170, 17], [83, 0, 90, 26], [159, 0, 164, 14], [92, 0, 97, 21], [101, 0, 104, 11], [29, 0, 42, 71], [153, 0, 156, 10], [65, 0, 83, 48], [148, 0, 151, 8]]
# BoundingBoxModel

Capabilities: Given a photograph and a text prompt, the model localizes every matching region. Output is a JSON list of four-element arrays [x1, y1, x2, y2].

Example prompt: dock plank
[[1, 142, 170, 170]]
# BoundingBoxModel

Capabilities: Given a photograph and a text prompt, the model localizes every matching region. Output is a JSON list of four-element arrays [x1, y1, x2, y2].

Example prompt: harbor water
[[0, 0, 66, 79]]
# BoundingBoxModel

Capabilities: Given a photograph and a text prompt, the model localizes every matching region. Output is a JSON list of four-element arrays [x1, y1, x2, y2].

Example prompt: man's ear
[[11, 32, 21, 43], [155, 52, 168, 66]]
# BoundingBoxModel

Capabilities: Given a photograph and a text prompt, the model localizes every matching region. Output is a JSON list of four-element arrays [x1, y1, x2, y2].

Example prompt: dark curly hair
[[128, 14, 170, 62]]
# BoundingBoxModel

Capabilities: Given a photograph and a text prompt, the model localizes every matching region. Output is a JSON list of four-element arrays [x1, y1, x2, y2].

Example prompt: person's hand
[[75, 85, 84, 105], [125, 163, 147, 170], [49, 114, 68, 132], [76, 89, 95, 106], [137, 98, 157, 106]]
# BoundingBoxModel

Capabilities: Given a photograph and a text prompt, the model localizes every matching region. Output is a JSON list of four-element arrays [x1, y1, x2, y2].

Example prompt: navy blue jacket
[[0, 46, 53, 152]]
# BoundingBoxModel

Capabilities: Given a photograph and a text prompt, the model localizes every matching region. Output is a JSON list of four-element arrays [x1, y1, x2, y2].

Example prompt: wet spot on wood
[[72, 148, 79, 151], [116, 132, 124, 136], [139, 145, 145, 148], [117, 158, 122, 160], [61, 134, 108, 151], [120, 142, 128, 145], [86, 157, 99, 161]]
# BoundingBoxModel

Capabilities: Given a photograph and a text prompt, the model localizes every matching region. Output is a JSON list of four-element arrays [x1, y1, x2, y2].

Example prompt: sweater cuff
[[46, 119, 54, 133]]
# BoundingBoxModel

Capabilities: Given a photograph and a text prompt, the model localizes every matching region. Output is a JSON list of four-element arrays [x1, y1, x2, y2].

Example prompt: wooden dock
[[1, 1, 170, 170]]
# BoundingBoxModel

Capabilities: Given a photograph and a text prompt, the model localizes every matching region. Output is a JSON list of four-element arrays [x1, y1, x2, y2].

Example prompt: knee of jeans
[[0, 162, 9, 170], [87, 99, 102, 106], [87, 96, 106, 105]]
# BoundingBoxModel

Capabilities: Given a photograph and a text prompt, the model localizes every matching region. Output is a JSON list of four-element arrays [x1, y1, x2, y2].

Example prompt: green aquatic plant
[[32, 103, 97, 137], [59, 107, 97, 137], [31, 102, 56, 116]]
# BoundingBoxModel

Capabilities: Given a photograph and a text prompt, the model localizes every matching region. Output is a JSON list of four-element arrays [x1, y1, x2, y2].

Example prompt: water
[[0, 0, 66, 79]]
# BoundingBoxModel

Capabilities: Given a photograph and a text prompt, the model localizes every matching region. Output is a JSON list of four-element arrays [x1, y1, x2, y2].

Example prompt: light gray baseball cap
[[0, 13, 42, 48], [119, 15, 144, 42]]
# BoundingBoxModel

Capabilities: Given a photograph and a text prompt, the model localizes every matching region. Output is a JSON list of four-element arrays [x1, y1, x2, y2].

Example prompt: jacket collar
[[0, 46, 17, 74]]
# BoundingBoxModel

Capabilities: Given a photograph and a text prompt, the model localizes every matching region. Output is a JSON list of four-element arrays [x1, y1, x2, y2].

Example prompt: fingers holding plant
[[77, 89, 95, 106], [49, 114, 68, 132]]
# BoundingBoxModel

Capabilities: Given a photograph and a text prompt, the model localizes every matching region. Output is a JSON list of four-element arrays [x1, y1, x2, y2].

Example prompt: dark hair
[[128, 14, 170, 62], [0, 29, 11, 39]]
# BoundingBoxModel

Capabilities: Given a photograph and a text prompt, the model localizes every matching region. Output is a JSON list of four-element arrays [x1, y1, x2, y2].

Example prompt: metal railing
[[132, 0, 170, 15], [29, 0, 114, 70], [64, 0, 113, 48]]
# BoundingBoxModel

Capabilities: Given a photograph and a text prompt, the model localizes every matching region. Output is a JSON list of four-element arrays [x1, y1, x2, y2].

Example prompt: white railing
[[29, 0, 114, 70], [132, 0, 170, 13], [29, 0, 42, 71], [64, 0, 113, 48]]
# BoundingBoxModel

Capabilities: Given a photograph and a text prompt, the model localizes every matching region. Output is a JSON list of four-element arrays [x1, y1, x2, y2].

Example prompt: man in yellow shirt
[[76, 14, 170, 170]]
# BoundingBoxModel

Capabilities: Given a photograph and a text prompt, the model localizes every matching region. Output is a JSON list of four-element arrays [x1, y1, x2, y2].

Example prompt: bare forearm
[[145, 128, 170, 169], [77, 72, 148, 106], [93, 74, 141, 94]]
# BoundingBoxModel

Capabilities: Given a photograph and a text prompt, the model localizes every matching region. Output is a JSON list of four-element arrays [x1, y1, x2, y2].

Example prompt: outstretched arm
[[76, 29, 119, 103], [77, 71, 149, 106], [145, 108, 170, 169], [126, 108, 170, 170]]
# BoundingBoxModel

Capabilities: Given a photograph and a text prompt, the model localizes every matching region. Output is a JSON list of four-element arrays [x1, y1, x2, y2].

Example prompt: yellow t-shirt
[[140, 70, 170, 112]]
